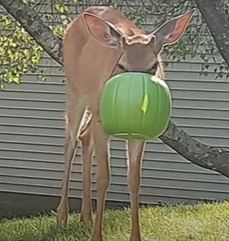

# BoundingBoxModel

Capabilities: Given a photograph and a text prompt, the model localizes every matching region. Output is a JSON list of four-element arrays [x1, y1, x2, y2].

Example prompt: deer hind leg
[[127, 140, 145, 241], [91, 116, 110, 241], [80, 122, 94, 225], [57, 94, 87, 227]]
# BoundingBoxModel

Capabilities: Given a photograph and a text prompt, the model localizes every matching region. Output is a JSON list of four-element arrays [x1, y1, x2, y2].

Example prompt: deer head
[[83, 10, 194, 79]]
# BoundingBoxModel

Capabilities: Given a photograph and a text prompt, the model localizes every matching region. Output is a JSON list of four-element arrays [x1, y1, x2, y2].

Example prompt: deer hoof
[[80, 213, 93, 226], [129, 235, 142, 241], [91, 233, 103, 241], [91, 238, 103, 241], [56, 210, 68, 228], [56, 202, 69, 228]]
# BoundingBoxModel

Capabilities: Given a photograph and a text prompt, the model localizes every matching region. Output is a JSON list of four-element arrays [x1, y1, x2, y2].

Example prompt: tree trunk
[[194, 0, 229, 67], [1, 0, 229, 178], [0, 0, 62, 65]]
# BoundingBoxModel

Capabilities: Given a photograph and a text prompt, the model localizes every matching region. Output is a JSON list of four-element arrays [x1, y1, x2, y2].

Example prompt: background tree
[[0, 0, 229, 177], [1, 0, 228, 87], [194, 0, 229, 67]]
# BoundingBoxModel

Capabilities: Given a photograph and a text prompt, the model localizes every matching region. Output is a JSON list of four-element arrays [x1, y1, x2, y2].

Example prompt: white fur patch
[[124, 35, 152, 45]]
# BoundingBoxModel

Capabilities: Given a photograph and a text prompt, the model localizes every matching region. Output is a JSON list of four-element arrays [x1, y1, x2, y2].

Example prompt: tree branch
[[1, 0, 228, 178], [194, 0, 229, 67], [160, 121, 229, 177]]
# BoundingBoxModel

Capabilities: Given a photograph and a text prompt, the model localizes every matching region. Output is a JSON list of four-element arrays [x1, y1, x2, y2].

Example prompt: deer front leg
[[80, 127, 94, 225], [127, 140, 145, 241], [57, 94, 86, 227], [91, 116, 110, 241]]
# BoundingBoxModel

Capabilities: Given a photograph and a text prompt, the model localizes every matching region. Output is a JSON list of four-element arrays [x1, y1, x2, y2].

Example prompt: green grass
[[1, 202, 229, 241]]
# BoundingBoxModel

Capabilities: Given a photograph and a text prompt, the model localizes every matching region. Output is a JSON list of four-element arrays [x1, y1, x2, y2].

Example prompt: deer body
[[57, 6, 193, 241]]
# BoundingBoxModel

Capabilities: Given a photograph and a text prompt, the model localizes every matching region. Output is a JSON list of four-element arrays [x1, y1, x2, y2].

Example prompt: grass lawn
[[0, 201, 229, 241]]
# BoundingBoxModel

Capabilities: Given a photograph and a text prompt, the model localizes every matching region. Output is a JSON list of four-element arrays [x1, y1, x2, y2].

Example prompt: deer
[[56, 6, 194, 241]]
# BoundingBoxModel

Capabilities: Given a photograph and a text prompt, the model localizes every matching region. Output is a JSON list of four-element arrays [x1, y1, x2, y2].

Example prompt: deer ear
[[83, 13, 122, 47], [151, 9, 194, 54]]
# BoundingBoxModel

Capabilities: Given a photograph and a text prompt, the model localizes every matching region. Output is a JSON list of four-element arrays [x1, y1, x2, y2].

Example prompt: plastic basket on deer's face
[[100, 72, 172, 140]]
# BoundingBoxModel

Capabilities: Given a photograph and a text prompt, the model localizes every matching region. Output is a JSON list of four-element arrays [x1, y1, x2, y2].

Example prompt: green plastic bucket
[[100, 72, 172, 140]]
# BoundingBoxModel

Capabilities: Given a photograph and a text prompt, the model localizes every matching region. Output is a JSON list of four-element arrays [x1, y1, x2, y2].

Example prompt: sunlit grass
[[1, 201, 229, 241]]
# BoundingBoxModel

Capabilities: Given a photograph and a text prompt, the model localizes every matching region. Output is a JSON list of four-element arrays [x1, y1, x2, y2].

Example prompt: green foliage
[[0, 13, 42, 88], [0, 0, 76, 88], [0, 202, 229, 241]]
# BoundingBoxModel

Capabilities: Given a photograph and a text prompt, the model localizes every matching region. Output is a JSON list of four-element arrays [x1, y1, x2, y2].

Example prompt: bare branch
[[160, 121, 229, 177]]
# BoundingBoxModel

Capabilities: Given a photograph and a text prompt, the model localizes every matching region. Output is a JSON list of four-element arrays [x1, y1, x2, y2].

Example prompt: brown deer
[[56, 6, 194, 241]]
